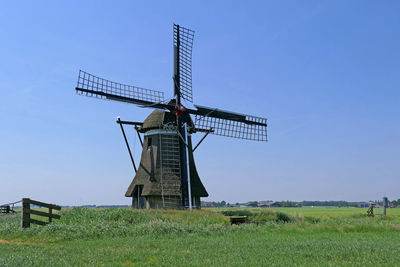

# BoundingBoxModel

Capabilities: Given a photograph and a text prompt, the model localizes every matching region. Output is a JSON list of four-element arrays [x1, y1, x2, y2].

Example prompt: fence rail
[[0, 200, 21, 216], [21, 198, 61, 228]]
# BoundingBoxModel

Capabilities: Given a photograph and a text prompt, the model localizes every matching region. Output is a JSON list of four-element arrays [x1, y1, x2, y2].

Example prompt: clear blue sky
[[1, 1, 399, 205]]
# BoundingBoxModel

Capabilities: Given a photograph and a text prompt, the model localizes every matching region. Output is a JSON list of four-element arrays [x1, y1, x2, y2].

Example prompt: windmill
[[75, 24, 267, 209]]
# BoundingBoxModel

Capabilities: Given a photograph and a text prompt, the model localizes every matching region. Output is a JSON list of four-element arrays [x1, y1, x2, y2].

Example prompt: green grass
[[1, 207, 400, 266]]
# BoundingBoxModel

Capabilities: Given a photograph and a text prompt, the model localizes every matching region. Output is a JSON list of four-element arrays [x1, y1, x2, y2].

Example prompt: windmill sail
[[76, 70, 167, 109], [192, 105, 267, 142], [173, 24, 194, 103], [74, 23, 268, 210]]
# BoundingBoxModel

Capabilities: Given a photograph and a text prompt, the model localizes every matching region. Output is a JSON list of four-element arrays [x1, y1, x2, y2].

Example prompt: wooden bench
[[230, 216, 247, 225]]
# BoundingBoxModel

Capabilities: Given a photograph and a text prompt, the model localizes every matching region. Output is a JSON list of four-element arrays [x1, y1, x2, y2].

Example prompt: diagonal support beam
[[117, 117, 137, 173], [192, 130, 212, 152], [134, 126, 143, 148]]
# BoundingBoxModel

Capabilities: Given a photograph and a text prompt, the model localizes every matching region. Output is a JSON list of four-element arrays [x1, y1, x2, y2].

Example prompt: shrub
[[247, 210, 276, 224], [276, 212, 291, 223], [220, 210, 252, 217], [304, 216, 321, 224]]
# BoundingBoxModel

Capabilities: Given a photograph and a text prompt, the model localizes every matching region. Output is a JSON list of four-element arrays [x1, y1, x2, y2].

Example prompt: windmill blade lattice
[[74, 23, 268, 210], [193, 106, 267, 141], [173, 24, 194, 103], [76, 70, 164, 105]]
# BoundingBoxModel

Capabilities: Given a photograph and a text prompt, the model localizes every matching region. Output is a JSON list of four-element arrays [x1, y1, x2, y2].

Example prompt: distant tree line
[[301, 201, 359, 207], [278, 201, 301, 207], [201, 199, 400, 208], [391, 199, 400, 208], [202, 201, 228, 207]]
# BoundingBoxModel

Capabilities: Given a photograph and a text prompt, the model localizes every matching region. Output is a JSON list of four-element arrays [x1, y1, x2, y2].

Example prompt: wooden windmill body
[[75, 24, 267, 209], [125, 109, 208, 209]]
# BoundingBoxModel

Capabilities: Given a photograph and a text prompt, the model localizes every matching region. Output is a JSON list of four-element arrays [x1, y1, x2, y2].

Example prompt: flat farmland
[[218, 206, 400, 219], [273, 206, 400, 218], [1, 207, 400, 266]]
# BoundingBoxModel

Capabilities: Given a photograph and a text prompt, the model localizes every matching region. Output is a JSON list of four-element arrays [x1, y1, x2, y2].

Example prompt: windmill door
[[135, 185, 146, 209]]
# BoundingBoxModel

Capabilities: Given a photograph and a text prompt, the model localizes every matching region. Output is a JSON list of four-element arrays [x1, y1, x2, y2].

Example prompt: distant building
[[246, 201, 259, 207], [258, 201, 281, 208]]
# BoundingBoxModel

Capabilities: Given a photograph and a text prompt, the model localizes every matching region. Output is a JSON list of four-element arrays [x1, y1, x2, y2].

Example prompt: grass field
[[1, 207, 400, 266]]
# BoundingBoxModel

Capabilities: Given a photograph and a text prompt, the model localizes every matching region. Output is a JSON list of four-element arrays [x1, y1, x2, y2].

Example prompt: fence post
[[49, 208, 52, 223], [21, 198, 31, 228]]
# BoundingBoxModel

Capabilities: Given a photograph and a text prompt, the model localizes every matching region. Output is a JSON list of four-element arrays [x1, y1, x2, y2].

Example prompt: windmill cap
[[138, 109, 194, 133]]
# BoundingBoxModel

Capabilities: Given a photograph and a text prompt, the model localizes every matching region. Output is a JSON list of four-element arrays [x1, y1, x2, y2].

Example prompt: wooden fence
[[21, 198, 61, 228], [0, 200, 20, 215], [1, 205, 13, 214]]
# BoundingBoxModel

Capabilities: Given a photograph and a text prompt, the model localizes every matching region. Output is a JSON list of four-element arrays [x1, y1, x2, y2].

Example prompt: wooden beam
[[117, 117, 137, 173], [135, 127, 143, 147], [192, 131, 210, 152], [21, 198, 30, 228], [116, 120, 143, 126], [30, 209, 61, 219], [28, 199, 61, 210], [29, 218, 48, 226]]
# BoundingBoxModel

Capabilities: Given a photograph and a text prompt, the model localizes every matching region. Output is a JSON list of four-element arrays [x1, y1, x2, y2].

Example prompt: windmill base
[[131, 195, 202, 209]]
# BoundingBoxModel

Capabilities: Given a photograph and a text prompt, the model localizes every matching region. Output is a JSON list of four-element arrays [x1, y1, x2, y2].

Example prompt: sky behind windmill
[[1, 1, 399, 205]]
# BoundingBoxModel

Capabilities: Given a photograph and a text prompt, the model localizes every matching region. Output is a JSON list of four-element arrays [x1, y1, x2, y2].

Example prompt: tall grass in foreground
[[0, 208, 229, 241], [1, 208, 399, 266], [0, 208, 399, 242]]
